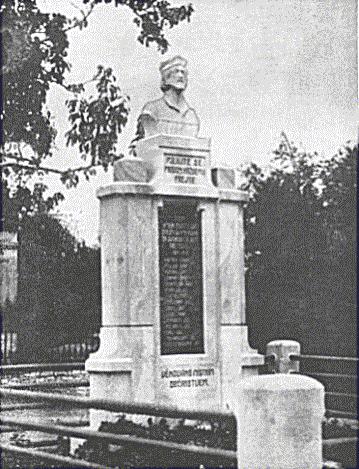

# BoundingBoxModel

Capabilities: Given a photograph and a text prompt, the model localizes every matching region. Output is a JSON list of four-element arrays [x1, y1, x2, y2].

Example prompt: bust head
[[160, 56, 188, 92], [138, 55, 199, 138]]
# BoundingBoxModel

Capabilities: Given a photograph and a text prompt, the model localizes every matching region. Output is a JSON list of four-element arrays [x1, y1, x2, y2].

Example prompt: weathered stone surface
[[113, 157, 148, 182], [221, 325, 264, 409], [135, 134, 215, 191], [218, 202, 245, 324], [235, 374, 325, 469], [211, 167, 236, 189]]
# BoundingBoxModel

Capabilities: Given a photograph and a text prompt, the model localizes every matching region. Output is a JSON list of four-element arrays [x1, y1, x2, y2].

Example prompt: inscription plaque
[[159, 201, 204, 355], [163, 152, 207, 185]]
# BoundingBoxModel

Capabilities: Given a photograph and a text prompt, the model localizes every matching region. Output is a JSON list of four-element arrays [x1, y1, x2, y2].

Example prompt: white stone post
[[266, 340, 301, 374], [234, 374, 325, 469]]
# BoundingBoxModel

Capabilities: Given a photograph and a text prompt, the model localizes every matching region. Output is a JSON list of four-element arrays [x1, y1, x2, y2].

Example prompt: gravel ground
[[1, 370, 90, 450]]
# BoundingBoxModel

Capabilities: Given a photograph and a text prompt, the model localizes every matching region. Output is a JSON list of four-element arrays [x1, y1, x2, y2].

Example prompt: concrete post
[[266, 340, 301, 374], [235, 374, 325, 469]]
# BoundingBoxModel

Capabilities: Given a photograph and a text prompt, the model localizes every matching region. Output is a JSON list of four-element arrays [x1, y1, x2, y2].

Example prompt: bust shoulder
[[184, 107, 199, 125], [141, 98, 165, 120], [139, 94, 200, 137]]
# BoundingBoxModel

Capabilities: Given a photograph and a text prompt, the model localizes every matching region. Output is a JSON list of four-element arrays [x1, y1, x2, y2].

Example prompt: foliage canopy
[[1, 0, 193, 224], [243, 136, 356, 356]]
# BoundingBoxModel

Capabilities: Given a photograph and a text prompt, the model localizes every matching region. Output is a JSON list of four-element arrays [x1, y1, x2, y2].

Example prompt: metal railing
[[1, 362, 85, 374], [0, 387, 237, 468], [265, 343, 357, 416], [1, 350, 357, 467], [265, 342, 358, 468], [1, 332, 17, 364], [0, 387, 233, 421], [49, 335, 100, 363], [1, 333, 99, 365], [291, 353, 358, 420], [291, 354, 358, 363], [0, 443, 108, 469]]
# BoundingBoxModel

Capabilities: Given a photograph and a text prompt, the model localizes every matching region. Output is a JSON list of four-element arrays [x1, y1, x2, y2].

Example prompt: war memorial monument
[[83, 51, 325, 458], [85, 56, 264, 421]]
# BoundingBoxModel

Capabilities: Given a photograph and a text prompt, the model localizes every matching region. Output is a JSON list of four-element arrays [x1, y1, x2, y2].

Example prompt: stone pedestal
[[86, 135, 263, 425], [235, 375, 325, 469]]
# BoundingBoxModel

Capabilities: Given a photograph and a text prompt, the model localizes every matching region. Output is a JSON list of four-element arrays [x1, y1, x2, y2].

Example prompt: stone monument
[[86, 56, 263, 426]]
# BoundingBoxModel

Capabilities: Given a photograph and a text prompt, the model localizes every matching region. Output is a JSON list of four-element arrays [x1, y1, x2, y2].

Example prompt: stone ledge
[[137, 134, 211, 152], [218, 189, 249, 203], [97, 182, 155, 199], [97, 182, 248, 202], [240, 353, 265, 367], [85, 358, 133, 373], [114, 157, 148, 182]]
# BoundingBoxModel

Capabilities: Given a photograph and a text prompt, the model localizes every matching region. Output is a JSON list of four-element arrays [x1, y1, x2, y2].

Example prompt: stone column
[[85, 189, 157, 428], [212, 168, 264, 408]]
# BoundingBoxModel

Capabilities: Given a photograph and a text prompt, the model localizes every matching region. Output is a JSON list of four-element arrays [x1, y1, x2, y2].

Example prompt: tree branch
[[64, 1, 96, 32], [1, 161, 64, 175], [33, 1, 95, 46], [1, 154, 101, 176]]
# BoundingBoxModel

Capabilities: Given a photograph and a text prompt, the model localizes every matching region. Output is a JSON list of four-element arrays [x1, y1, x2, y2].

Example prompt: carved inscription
[[164, 153, 206, 184], [159, 202, 204, 355], [161, 367, 215, 389]]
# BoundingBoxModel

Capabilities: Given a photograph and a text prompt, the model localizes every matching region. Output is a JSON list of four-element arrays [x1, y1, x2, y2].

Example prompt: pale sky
[[37, 0, 357, 245]]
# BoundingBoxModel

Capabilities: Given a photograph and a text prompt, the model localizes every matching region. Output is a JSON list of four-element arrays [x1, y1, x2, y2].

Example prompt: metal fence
[[266, 344, 358, 468], [0, 387, 237, 468], [292, 354, 357, 420], [1, 331, 17, 364], [1, 349, 357, 468], [1, 333, 99, 365]]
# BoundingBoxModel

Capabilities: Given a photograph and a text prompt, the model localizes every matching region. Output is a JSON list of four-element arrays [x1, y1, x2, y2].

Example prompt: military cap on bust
[[159, 56, 187, 75], [139, 55, 199, 138]]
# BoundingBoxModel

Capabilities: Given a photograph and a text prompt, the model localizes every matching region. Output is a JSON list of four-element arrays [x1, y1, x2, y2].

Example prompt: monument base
[[86, 133, 264, 428], [220, 325, 264, 409], [86, 323, 263, 427], [86, 324, 155, 428]]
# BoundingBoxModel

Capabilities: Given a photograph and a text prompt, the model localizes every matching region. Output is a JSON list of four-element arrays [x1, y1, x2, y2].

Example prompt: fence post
[[266, 340, 300, 374], [234, 374, 325, 469]]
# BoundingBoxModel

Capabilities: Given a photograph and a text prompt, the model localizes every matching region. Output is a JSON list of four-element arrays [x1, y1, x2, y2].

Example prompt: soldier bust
[[139, 56, 200, 138]]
